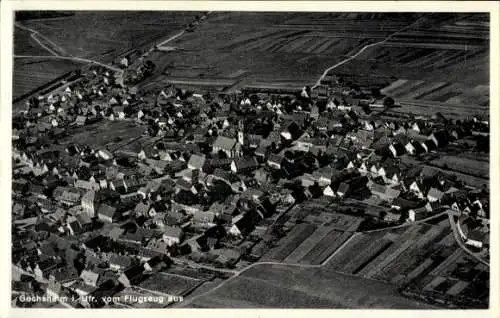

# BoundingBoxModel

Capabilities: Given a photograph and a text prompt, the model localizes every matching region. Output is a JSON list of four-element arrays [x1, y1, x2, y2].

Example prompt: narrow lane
[[312, 15, 428, 89]]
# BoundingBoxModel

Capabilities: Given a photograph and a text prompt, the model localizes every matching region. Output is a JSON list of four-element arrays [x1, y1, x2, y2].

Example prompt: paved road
[[14, 55, 123, 73], [15, 22, 65, 56], [447, 212, 489, 267], [312, 16, 428, 89], [176, 232, 359, 307]]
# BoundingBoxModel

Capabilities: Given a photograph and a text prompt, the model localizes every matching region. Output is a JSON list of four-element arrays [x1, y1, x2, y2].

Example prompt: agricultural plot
[[14, 27, 52, 56], [20, 11, 198, 62], [187, 263, 435, 308], [322, 218, 488, 306], [13, 58, 80, 101], [262, 223, 317, 262], [58, 120, 145, 150], [419, 164, 489, 189], [144, 12, 424, 90], [385, 100, 489, 120], [299, 230, 353, 265], [138, 272, 203, 297], [329, 13, 489, 117], [283, 226, 333, 263], [430, 155, 489, 179]]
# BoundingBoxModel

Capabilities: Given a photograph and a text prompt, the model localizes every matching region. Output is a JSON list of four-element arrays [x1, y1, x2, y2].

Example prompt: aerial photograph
[[10, 10, 490, 309]]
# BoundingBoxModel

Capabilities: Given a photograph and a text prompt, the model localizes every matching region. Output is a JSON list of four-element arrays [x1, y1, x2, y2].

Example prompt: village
[[11, 57, 490, 308]]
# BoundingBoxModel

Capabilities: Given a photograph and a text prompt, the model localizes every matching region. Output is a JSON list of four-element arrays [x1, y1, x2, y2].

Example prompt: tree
[[371, 88, 381, 98], [383, 96, 395, 108]]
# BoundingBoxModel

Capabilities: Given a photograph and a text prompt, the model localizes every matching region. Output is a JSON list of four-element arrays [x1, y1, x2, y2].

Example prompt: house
[[212, 248, 241, 268], [49, 265, 79, 285], [46, 279, 63, 300], [212, 136, 242, 158], [231, 157, 259, 173], [427, 187, 445, 203], [109, 254, 134, 271], [229, 210, 262, 237], [34, 258, 62, 279], [81, 190, 100, 217], [118, 265, 144, 288], [351, 130, 374, 149], [428, 130, 449, 148], [336, 182, 350, 197], [80, 270, 100, 287], [323, 185, 336, 197], [370, 183, 401, 202], [110, 179, 127, 194], [75, 116, 87, 126], [280, 121, 301, 141], [113, 106, 126, 119], [192, 211, 216, 225], [97, 149, 113, 161], [388, 142, 406, 157], [408, 207, 427, 222], [187, 154, 206, 171], [66, 215, 86, 235], [267, 153, 284, 170], [162, 226, 184, 246], [143, 255, 169, 272], [383, 165, 400, 185], [134, 201, 151, 217], [97, 204, 119, 223], [409, 181, 427, 199], [403, 140, 418, 156]]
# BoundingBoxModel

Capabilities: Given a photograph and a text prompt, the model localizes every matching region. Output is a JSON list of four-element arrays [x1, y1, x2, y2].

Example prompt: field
[[429, 155, 489, 179], [262, 199, 363, 265], [138, 272, 203, 296], [58, 120, 146, 151], [186, 263, 435, 308], [13, 58, 80, 100], [320, 220, 489, 307], [331, 13, 489, 116], [20, 11, 198, 63], [13, 11, 199, 102], [14, 27, 52, 56], [140, 12, 424, 91]]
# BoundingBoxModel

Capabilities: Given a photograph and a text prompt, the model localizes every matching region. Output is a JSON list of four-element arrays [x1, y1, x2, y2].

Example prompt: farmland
[[19, 11, 199, 63], [140, 12, 425, 92], [321, 220, 489, 308], [138, 272, 203, 297], [13, 11, 199, 102], [262, 199, 363, 265], [330, 13, 489, 116], [57, 120, 146, 151], [13, 57, 80, 100], [186, 263, 435, 308], [429, 155, 489, 180]]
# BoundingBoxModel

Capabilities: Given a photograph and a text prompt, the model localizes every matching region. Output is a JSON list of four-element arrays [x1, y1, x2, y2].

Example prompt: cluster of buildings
[[11, 63, 489, 308]]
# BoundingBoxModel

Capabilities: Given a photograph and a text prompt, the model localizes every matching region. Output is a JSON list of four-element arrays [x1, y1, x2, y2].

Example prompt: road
[[361, 211, 449, 234], [447, 212, 489, 267], [311, 15, 428, 89], [15, 22, 66, 56], [14, 54, 124, 74], [14, 22, 123, 74], [154, 31, 186, 51], [176, 232, 360, 307]]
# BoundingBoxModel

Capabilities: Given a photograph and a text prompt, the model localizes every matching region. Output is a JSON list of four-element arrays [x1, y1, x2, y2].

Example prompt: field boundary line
[[312, 15, 428, 89], [447, 212, 489, 267], [177, 231, 359, 307]]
